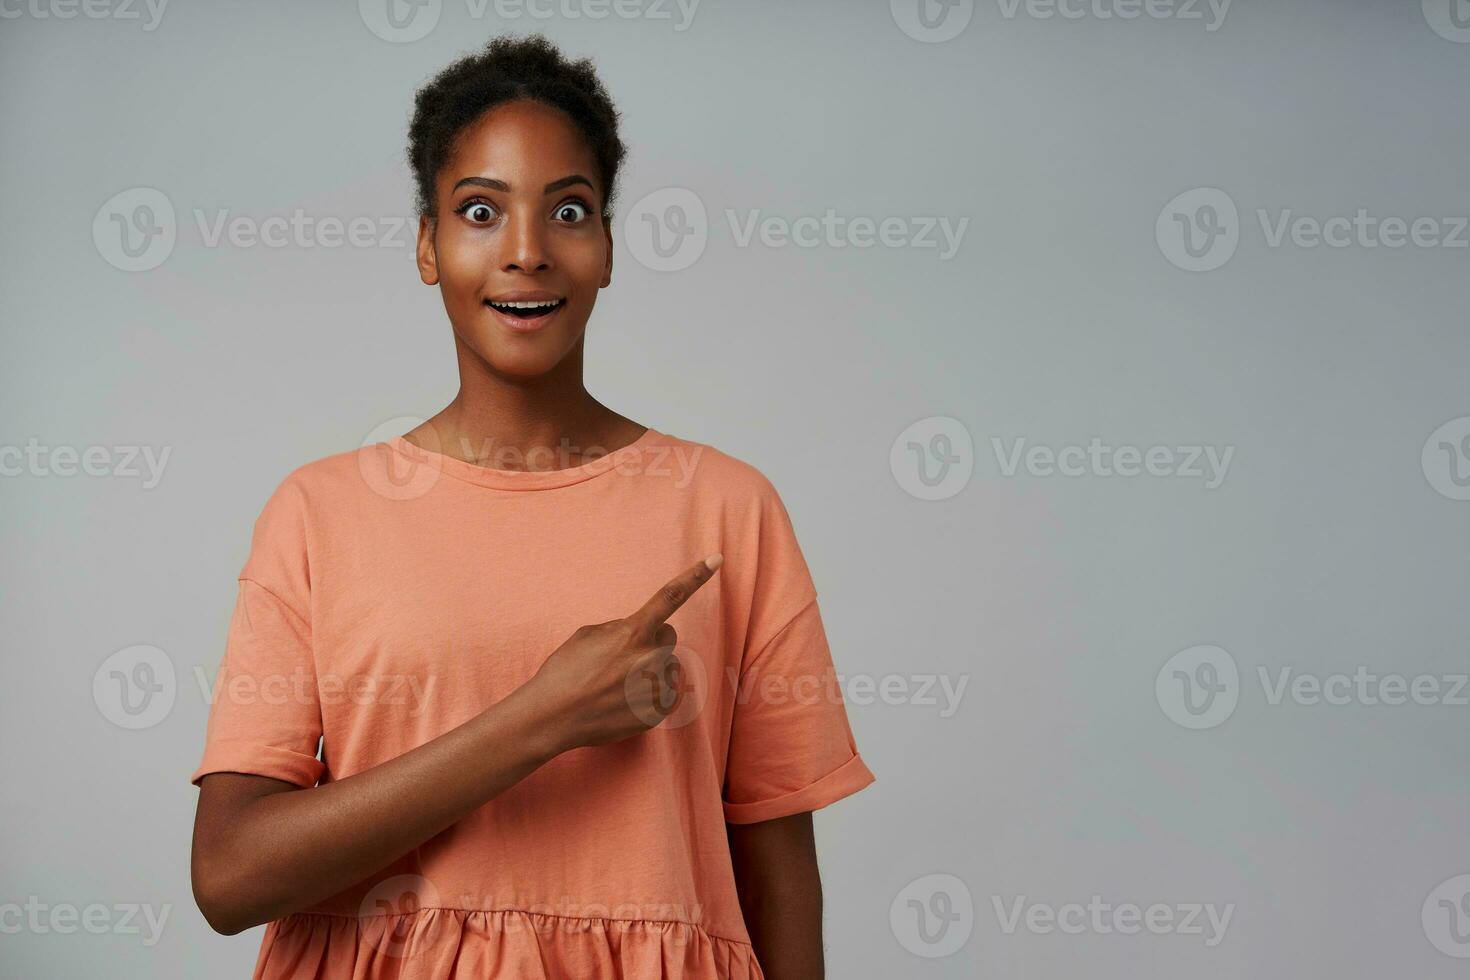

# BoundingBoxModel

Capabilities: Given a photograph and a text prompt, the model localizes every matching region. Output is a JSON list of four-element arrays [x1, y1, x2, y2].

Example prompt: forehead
[[441, 99, 599, 193]]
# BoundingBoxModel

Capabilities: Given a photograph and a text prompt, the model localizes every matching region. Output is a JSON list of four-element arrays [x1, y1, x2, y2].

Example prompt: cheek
[[563, 236, 608, 291], [438, 236, 490, 294]]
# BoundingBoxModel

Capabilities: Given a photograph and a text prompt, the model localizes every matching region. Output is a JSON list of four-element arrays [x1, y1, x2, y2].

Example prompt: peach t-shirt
[[189, 426, 874, 979]]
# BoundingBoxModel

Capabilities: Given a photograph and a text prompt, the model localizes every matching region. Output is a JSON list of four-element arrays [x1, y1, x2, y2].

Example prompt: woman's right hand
[[529, 554, 723, 752]]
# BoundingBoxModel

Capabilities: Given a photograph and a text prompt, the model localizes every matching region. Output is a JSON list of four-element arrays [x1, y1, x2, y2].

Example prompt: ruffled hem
[[252, 908, 765, 980]]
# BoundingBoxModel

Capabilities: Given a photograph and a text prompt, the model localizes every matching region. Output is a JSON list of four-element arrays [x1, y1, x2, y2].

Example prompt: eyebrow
[[451, 174, 595, 195]]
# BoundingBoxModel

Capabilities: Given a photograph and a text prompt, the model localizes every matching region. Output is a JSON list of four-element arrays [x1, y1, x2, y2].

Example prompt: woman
[[189, 33, 874, 979]]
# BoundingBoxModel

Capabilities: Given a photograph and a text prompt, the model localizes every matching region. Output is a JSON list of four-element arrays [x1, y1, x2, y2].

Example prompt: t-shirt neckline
[[384, 426, 663, 491]]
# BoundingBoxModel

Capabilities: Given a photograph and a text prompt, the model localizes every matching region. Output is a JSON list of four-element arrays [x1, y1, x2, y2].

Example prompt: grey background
[[3, 0, 1469, 976]]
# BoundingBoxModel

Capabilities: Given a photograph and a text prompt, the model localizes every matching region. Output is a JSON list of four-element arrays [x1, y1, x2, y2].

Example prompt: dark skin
[[729, 813, 826, 978], [190, 98, 825, 978], [406, 98, 637, 462]]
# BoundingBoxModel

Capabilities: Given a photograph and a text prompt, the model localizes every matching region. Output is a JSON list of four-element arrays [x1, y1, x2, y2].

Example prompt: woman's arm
[[191, 679, 565, 935], [727, 811, 825, 980], [191, 555, 722, 936]]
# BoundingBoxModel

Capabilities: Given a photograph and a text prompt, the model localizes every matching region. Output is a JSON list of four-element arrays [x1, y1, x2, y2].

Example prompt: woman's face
[[416, 99, 612, 378]]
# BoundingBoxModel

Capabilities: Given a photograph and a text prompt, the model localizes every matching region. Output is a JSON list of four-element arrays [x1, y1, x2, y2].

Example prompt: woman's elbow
[[191, 852, 256, 936]]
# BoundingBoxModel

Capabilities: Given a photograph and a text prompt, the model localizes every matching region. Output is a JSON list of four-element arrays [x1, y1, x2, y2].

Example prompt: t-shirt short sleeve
[[189, 475, 325, 789], [721, 479, 875, 824]]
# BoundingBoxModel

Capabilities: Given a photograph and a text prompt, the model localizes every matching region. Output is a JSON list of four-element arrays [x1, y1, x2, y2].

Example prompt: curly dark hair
[[406, 33, 627, 222]]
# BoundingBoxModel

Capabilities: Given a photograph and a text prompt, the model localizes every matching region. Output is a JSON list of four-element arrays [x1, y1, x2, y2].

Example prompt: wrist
[[507, 674, 580, 762]]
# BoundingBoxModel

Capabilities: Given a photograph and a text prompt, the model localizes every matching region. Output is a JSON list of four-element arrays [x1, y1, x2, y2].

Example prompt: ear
[[600, 214, 613, 288], [416, 214, 439, 286]]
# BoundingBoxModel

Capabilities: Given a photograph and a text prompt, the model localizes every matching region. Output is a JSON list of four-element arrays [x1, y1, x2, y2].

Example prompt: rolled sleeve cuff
[[722, 753, 875, 825], [189, 740, 325, 788]]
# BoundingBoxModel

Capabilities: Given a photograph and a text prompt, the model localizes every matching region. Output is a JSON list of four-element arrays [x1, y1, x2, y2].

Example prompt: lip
[[484, 294, 565, 334]]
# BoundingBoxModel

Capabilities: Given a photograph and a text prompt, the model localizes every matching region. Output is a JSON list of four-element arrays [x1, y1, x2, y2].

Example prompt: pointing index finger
[[630, 554, 723, 633]]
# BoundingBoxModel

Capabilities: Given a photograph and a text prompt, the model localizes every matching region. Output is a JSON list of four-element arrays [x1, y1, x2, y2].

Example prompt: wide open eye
[[455, 199, 497, 224], [553, 199, 590, 223]]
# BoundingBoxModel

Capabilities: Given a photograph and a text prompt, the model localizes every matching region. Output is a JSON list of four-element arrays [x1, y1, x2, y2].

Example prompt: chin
[[488, 352, 567, 378], [453, 332, 571, 378]]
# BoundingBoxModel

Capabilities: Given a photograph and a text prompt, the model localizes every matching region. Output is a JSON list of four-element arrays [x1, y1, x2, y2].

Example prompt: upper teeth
[[493, 299, 560, 309]]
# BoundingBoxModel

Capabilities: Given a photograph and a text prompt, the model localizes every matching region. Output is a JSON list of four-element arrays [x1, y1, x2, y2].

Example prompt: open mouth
[[485, 298, 565, 319]]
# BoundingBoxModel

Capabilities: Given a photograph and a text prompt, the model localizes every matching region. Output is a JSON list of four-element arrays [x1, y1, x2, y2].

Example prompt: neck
[[413, 333, 640, 470]]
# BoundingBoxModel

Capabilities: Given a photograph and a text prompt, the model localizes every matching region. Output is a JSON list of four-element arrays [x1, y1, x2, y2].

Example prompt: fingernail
[[704, 553, 724, 571]]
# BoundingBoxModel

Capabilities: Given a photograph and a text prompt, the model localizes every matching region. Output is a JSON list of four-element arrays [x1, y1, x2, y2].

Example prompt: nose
[[502, 208, 552, 273]]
